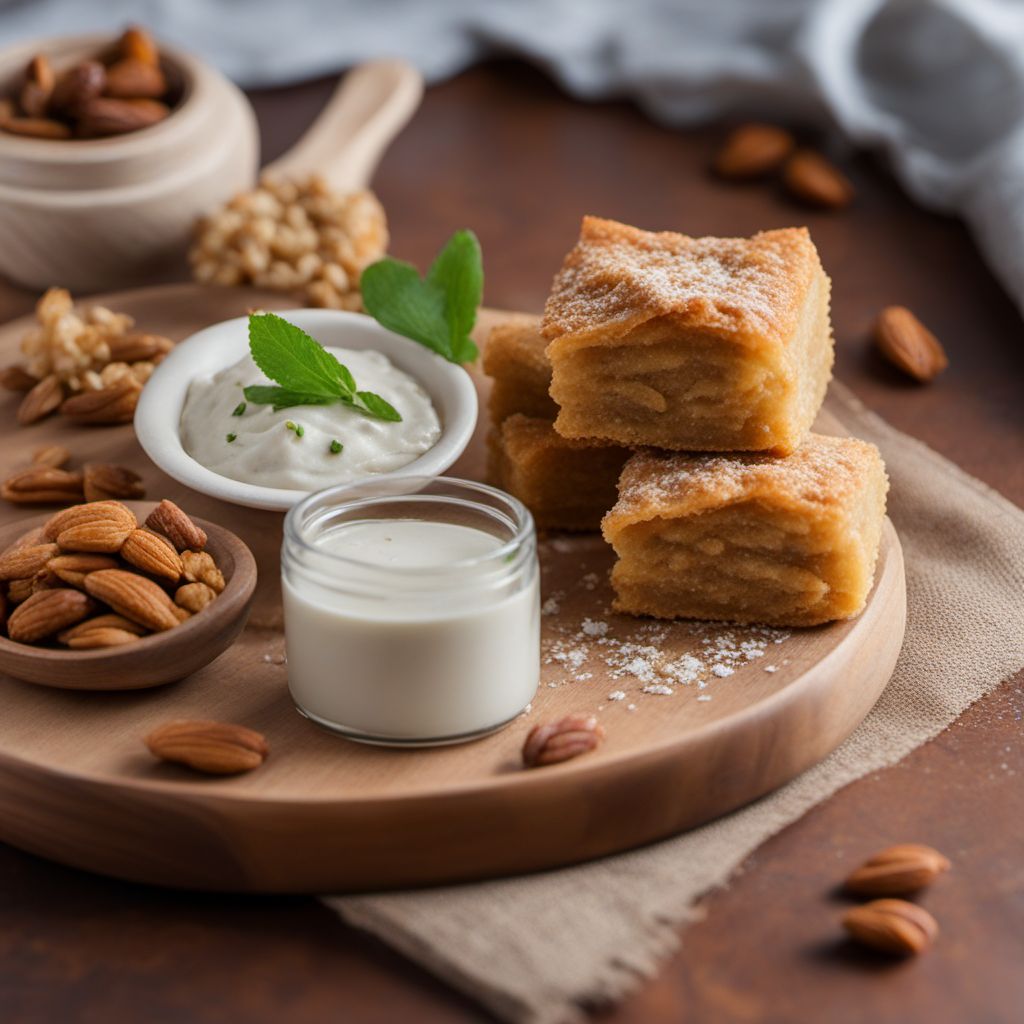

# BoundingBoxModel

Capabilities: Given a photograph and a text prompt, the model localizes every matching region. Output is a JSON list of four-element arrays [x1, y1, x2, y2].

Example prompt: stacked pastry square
[[486, 217, 889, 627]]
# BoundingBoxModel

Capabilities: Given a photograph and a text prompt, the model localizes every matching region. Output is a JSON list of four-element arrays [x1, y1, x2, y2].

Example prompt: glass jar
[[282, 476, 540, 746]]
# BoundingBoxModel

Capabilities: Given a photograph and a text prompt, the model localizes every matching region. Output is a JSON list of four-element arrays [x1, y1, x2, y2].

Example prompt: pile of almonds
[[0, 498, 224, 649], [713, 122, 855, 210], [0, 287, 172, 427], [1, 26, 175, 141], [1, 444, 144, 506]]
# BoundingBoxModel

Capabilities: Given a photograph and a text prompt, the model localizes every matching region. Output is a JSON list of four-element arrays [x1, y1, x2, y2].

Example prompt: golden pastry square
[[602, 434, 888, 626], [482, 317, 558, 424], [488, 414, 631, 532], [542, 217, 834, 455]]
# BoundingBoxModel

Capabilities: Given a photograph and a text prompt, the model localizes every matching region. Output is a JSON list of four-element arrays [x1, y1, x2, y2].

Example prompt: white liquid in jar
[[283, 519, 540, 743]]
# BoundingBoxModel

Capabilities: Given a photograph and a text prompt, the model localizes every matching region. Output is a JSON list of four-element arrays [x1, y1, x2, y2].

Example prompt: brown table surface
[[2, 61, 1023, 1024]]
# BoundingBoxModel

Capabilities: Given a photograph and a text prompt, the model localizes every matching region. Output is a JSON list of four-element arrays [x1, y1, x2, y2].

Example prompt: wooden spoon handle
[[264, 59, 423, 192]]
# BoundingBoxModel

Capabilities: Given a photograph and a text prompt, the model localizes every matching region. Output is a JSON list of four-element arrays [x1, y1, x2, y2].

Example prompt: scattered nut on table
[[844, 843, 951, 897], [522, 714, 605, 767], [144, 719, 269, 775]]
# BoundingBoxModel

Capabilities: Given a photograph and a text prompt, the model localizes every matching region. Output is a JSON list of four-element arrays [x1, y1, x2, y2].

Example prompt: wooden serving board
[[0, 284, 906, 892]]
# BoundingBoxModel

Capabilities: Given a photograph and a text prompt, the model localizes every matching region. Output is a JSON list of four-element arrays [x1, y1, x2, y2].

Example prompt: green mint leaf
[[243, 385, 338, 412], [226, 432, 237, 443], [232, 401, 246, 416], [360, 259, 453, 360], [427, 229, 483, 363], [329, 439, 343, 454], [349, 390, 402, 422], [248, 313, 348, 397]]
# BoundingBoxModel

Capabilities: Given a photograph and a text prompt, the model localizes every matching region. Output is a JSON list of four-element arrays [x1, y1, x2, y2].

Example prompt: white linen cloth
[[1, 0, 1024, 319]]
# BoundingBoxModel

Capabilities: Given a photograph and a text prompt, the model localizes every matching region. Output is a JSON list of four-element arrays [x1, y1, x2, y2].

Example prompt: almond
[[0, 541, 60, 580], [62, 626, 142, 649], [121, 528, 182, 582], [20, 54, 55, 118], [842, 899, 938, 956], [0, 365, 40, 392], [43, 500, 136, 541], [146, 499, 207, 551], [82, 462, 145, 502], [874, 306, 948, 383], [7, 578, 33, 604], [32, 444, 71, 469], [104, 58, 167, 100], [3, 526, 45, 553], [7, 587, 95, 642], [3, 117, 72, 140], [181, 550, 225, 593], [58, 613, 146, 643], [844, 843, 951, 897], [714, 123, 795, 179], [60, 379, 139, 424], [783, 150, 855, 209], [56, 516, 135, 553], [31, 567, 61, 594], [174, 581, 217, 614], [77, 97, 169, 137], [522, 714, 606, 767], [144, 720, 269, 775], [119, 26, 160, 66], [84, 568, 181, 631], [1, 466, 84, 504], [106, 333, 173, 364], [50, 60, 106, 115], [47, 553, 120, 588], [17, 374, 64, 425]]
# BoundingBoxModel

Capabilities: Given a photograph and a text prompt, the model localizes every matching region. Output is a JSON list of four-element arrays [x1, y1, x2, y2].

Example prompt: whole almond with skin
[[106, 333, 173, 364], [82, 462, 145, 502], [874, 306, 948, 383], [50, 60, 106, 115], [20, 54, 55, 118], [7, 578, 33, 604], [714, 123, 795, 179], [0, 365, 40, 392], [844, 843, 951, 897], [7, 587, 95, 643], [783, 149, 855, 209], [62, 625, 142, 649], [175, 581, 217, 614], [181, 550, 225, 593], [121, 528, 183, 582], [3, 117, 72, 140], [57, 516, 135, 554], [84, 568, 181, 631], [59, 613, 145, 643], [119, 26, 160, 67], [522, 714, 606, 768], [104, 58, 167, 100], [44, 500, 136, 541], [17, 374, 64, 425], [60, 379, 139, 424], [144, 720, 269, 775], [47, 553, 120, 588], [842, 899, 938, 956], [32, 444, 71, 469], [77, 97, 169, 137], [146, 499, 207, 551], [0, 541, 59, 580], [1, 466, 84, 504]]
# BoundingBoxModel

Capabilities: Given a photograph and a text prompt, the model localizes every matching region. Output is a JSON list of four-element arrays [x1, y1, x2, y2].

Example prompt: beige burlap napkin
[[324, 381, 1024, 1024]]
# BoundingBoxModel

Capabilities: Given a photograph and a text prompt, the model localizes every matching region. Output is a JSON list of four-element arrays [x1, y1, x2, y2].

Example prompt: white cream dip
[[283, 515, 540, 745], [179, 348, 441, 491]]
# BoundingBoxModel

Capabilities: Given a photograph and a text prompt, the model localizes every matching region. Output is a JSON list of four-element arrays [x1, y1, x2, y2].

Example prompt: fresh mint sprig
[[243, 313, 401, 421], [360, 229, 483, 364]]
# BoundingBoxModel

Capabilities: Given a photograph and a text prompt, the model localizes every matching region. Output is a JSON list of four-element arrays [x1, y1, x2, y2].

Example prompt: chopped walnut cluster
[[21, 287, 135, 392], [1, 287, 173, 427], [189, 174, 389, 310]]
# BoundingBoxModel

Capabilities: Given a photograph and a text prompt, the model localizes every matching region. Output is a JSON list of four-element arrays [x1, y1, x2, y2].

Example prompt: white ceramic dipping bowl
[[134, 309, 479, 511]]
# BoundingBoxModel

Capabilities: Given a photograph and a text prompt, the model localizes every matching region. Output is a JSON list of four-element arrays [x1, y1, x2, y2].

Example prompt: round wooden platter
[[0, 284, 906, 893]]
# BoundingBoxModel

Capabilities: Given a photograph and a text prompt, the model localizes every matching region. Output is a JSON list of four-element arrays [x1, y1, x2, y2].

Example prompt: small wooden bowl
[[0, 502, 257, 690]]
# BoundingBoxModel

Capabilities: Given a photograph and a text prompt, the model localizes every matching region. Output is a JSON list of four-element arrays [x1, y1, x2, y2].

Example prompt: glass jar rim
[[283, 475, 535, 576]]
